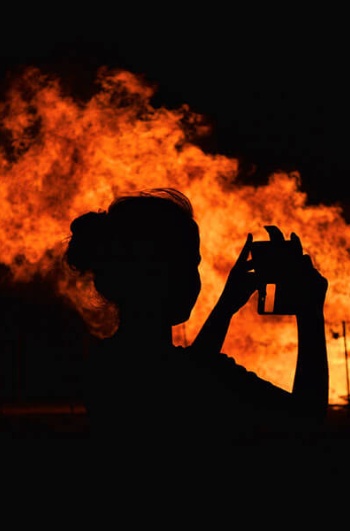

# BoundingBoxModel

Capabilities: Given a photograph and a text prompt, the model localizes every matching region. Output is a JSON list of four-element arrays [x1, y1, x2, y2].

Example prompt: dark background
[[0, 5, 349, 209]]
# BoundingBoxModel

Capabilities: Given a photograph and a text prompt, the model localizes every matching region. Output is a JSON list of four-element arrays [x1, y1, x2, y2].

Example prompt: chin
[[170, 294, 198, 327], [171, 309, 192, 327]]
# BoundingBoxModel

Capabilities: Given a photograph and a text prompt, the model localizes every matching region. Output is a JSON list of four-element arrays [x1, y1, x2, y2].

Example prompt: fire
[[1, 66, 350, 405]]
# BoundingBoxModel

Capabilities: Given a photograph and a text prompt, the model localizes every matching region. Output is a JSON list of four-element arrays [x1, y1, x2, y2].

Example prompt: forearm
[[191, 293, 237, 354], [292, 311, 329, 418]]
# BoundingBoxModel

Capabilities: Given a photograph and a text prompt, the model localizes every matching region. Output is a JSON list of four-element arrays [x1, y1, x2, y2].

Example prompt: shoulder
[[185, 345, 285, 395], [84, 336, 116, 392], [87, 335, 116, 364], [185, 345, 241, 373]]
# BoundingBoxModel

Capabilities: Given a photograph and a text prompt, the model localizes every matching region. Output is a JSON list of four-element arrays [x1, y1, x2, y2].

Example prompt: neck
[[116, 308, 173, 351]]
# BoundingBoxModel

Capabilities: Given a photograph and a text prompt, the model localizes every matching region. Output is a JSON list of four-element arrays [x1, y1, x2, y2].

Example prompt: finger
[[302, 253, 314, 267], [290, 231, 303, 254], [264, 225, 285, 242], [235, 233, 253, 265], [244, 258, 255, 271]]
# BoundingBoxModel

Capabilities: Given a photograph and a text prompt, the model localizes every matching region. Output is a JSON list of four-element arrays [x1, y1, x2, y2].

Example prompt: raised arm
[[192, 228, 329, 425], [292, 251, 329, 420], [191, 233, 257, 354]]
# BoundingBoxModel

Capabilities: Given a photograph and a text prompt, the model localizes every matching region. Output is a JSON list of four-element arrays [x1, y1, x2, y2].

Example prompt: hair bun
[[67, 211, 108, 273], [70, 211, 107, 235]]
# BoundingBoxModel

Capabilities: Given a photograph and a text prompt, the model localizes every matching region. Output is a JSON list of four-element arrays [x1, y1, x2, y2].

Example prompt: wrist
[[216, 293, 241, 317]]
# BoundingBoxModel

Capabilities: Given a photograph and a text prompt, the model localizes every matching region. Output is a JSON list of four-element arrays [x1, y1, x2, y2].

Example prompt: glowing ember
[[1, 66, 349, 405]]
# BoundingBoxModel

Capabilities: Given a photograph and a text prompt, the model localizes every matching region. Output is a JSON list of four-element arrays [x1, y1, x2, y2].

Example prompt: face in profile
[[167, 222, 201, 325]]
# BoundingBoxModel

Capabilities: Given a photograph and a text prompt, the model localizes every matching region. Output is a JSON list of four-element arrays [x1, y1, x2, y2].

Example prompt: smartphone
[[250, 239, 303, 315]]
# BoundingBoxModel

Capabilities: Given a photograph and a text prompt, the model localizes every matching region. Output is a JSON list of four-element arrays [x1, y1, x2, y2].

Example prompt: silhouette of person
[[64, 187, 329, 460]]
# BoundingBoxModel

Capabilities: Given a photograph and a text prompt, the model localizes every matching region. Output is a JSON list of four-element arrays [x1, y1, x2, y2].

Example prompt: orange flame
[[1, 66, 350, 405]]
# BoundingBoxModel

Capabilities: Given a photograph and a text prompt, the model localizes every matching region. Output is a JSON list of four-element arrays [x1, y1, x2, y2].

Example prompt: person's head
[[65, 188, 201, 325]]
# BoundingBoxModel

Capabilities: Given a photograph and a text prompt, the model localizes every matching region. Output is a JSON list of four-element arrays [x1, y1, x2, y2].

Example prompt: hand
[[220, 233, 258, 313], [266, 226, 328, 314], [293, 249, 328, 314]]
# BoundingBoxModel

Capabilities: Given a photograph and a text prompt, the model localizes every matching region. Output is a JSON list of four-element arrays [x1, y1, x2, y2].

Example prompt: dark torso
[[84, 335, 297, 455]]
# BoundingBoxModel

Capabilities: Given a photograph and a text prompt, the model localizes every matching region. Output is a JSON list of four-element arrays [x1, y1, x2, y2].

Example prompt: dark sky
[[0, 6, 348, 209]]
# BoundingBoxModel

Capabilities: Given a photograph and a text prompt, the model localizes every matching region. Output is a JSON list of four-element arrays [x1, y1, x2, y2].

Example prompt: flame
[[1, 66, 350, 405]]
